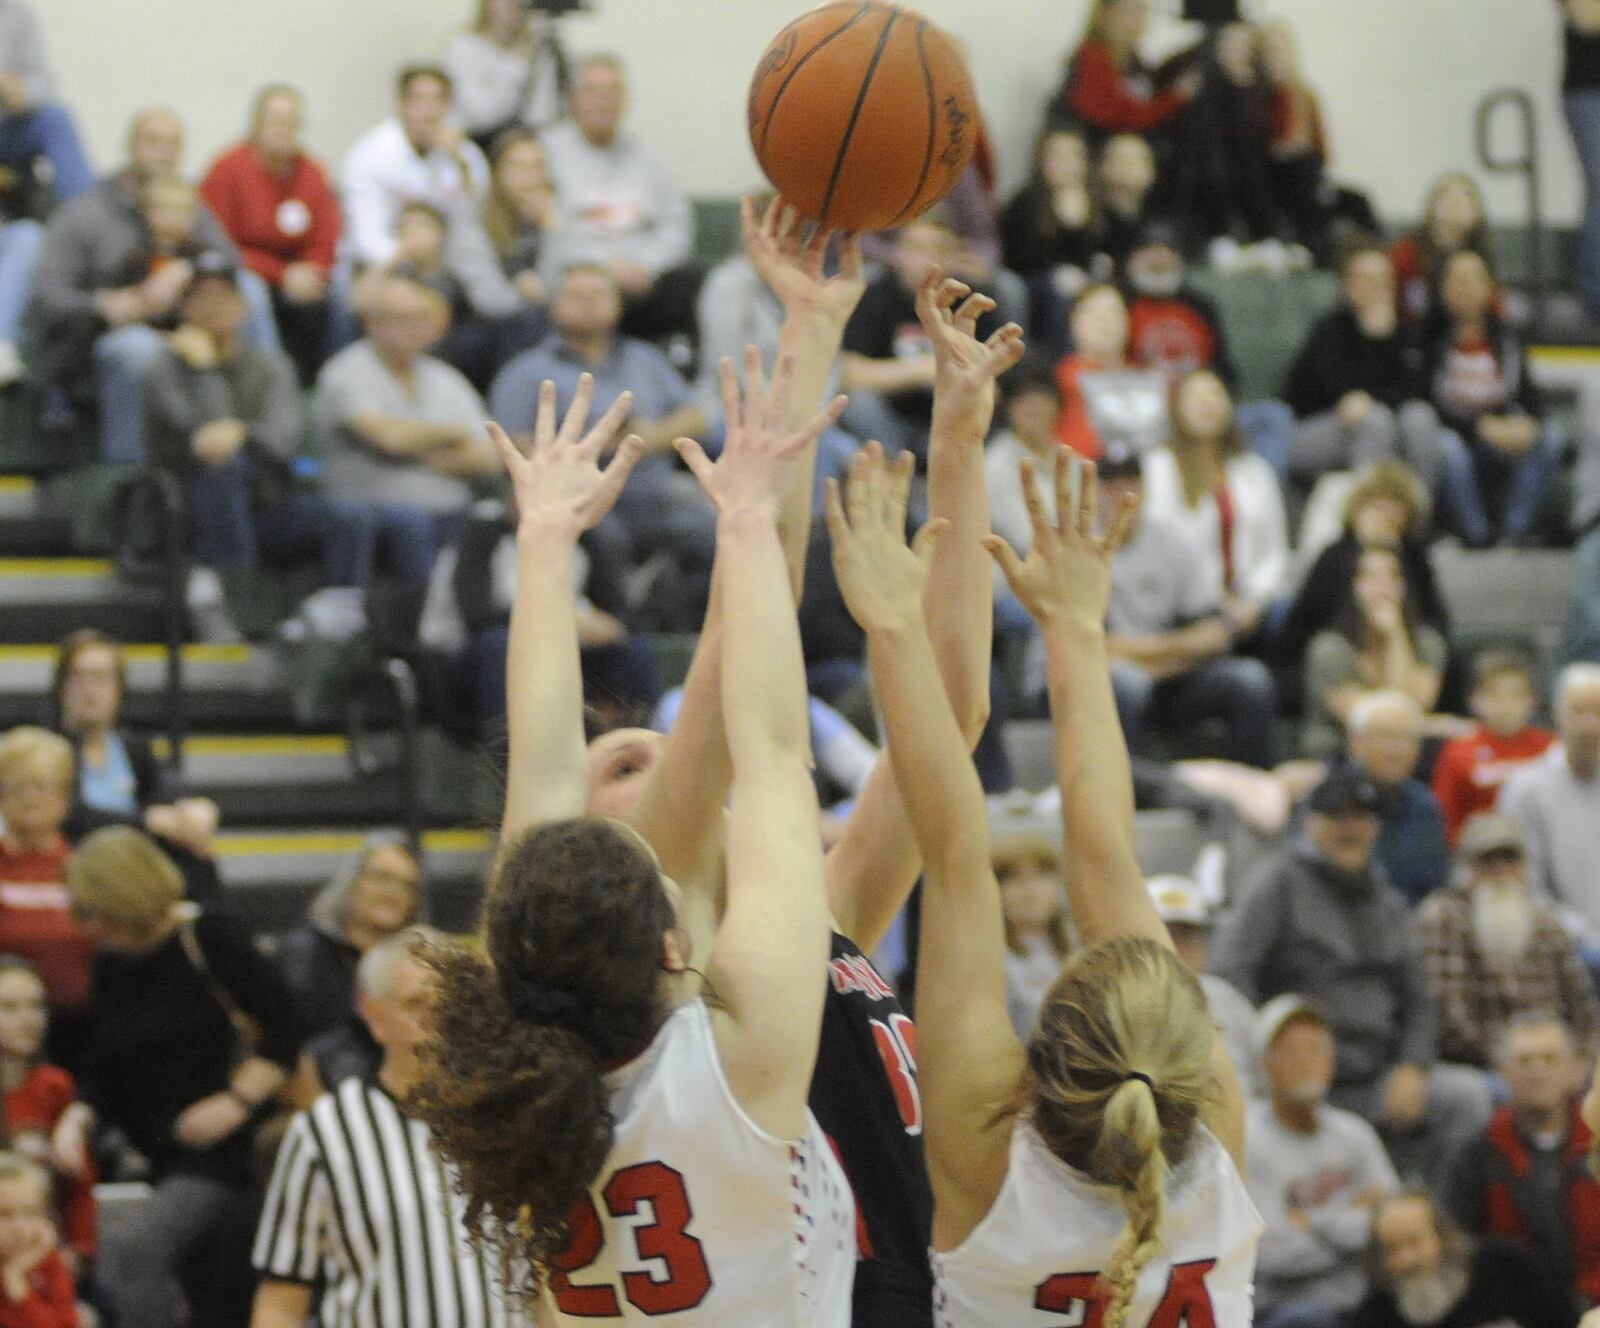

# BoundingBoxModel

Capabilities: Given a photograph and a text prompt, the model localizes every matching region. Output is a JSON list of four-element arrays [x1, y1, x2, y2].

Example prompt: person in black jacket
[[1277, 461, 1449, 672], [1350, 1190, 1574, 1328], [1425, 249, 1562, 546], [1282, 240, 1459, 501], [68, 826, 301, 1328]]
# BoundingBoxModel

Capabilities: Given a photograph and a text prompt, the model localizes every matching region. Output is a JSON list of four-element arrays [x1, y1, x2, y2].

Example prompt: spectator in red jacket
[[0, 961, 91, 1272], [1059, 0, 1200, 142], [0, 732, 91, 1073], [1433, 650, 1556, 844], [0, 1153, 77, 1328], [1447, 1013, 1600, 1310], [199, 85, 340, 384], [1391, 173, 1494, 323]]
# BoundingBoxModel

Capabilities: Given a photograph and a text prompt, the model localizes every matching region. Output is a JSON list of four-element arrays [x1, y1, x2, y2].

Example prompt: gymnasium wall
[[45, 0, 1575, 227]]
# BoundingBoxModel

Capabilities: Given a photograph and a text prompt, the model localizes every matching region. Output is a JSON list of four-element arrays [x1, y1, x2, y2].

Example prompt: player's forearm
[[777, 312, 845, 594], [501, 526, 588, 845], [1043, 617, 1166, 949], [924, 410, 993, 741], [719, 511, 811, 769], [870, 617, 990, 892]]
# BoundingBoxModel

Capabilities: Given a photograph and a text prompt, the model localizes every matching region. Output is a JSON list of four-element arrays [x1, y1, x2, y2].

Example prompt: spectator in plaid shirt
[[1416, 813, 1600, 1070]]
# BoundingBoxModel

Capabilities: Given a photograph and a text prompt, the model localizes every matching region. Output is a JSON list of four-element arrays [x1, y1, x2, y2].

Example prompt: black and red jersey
[[808, 930, 934, 1327]]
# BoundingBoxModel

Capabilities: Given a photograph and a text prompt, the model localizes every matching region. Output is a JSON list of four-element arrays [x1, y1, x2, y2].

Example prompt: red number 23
[[550, 1162, 713, 1317]]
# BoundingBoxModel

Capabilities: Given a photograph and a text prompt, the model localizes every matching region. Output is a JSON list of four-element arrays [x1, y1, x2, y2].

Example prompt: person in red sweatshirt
[[0, 1154, 77, 1328], [0, 962, 91, 1275], [1060, 0, 1201, 140], [0, 732, 92, 1074], [199, 84, 340, 384], [1434, 649, 1556, 844]]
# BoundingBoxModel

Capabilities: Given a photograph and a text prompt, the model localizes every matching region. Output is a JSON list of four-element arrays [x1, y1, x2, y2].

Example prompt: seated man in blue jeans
[[311, 274, 498, 596], [144, 256, 377, 644], [489, 262, 716, 575], [0, 1, 92, 202], [1099, 446, 1278, 767]]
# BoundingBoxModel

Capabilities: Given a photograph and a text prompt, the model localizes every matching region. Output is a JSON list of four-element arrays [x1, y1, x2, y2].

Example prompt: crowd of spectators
[[0, 0, 1597, 1326]]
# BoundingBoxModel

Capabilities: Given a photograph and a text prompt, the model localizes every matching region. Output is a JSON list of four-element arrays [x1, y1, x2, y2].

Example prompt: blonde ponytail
[[1026, 937, 1217, 1328], [1095, 1078, 1170, 1328]]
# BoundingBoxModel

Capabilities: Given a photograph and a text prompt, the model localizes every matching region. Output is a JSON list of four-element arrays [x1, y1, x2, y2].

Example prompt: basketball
[[747, 2, 979, 233]]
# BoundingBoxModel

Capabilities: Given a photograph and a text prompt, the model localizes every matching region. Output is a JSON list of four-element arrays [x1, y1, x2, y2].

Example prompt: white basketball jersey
[[932, 1121, 1262, 1328], [540, 998, 856, 1328]]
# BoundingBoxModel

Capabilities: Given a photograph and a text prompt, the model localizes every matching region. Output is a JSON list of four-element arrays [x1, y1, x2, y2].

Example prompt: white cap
[[1147, 875, 1208, 927], [1255, 993, 1327, 1056]]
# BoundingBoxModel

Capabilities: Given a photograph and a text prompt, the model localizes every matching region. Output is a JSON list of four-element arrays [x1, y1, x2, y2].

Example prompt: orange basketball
[[748, 2, 979, 233]]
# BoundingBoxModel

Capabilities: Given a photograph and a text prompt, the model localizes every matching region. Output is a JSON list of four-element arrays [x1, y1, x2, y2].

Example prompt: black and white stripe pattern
[[253, 1077, 523, 1328]]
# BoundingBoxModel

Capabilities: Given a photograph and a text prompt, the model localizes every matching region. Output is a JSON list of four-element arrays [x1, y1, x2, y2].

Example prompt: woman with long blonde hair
[[834, 447, 1259, 1326]]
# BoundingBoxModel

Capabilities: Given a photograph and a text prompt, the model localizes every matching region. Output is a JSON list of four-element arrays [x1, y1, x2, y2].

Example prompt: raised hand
[[676, 345, 846, 520], [741, 195, 865, 327], [983, 448, 1138, 632], [917, 268, 1026, 426], [490, 372, 644, 541], [825, 443, 947, 636]]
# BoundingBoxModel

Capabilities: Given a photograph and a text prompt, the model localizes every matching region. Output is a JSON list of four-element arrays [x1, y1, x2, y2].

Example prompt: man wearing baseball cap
[[1212, 765, 1492, 1190], [1247, 996, 1398, 1328], [1147, 873, 1260, 1092], [1415, 812, 1600, 1070]]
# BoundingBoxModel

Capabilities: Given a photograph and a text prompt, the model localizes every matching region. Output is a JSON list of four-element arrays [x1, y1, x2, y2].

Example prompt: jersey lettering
[[829, 952, 897, 1001], [550, 1162, 713, 1317], [1033, 1259, 1218, 1328], [869, 1013, 922, 1135]]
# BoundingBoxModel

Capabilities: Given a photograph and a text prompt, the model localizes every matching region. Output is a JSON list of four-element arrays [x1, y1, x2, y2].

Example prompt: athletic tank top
[[542, 998, 856, 1327], [809, 932, 935, 1326], [932, 1121, 1262, 1328]]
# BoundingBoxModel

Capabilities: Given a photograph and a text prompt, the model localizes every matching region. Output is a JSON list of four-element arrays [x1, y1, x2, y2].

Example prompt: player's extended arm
[[827, 446, 1025, 1229], [493, 376, 643, 849], [625, 199, 864, 889], [825, 273, 1024, 949], [987, 450, 1246, 1167], [683, 350, 846, 1138]]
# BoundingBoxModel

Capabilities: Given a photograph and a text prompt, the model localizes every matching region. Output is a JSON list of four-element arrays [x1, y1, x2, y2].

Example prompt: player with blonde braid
[[830, 444, 1261, 1328]]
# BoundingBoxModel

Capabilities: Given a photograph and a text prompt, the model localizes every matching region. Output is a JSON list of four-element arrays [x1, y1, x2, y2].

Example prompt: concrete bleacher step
[[0, 642, 298, 730], [214, 825, 491, 937], [0, 558, 165, 643], [153, 734, 412, 826]]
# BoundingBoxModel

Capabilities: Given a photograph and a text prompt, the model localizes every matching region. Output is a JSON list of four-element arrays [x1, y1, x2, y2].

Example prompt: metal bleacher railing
[[1477, 87, 1546, 332]]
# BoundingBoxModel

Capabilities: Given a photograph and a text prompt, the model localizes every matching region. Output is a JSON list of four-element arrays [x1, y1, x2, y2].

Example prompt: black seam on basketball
[[819, 7, 900, 228], [886, 19, 938, 228], [756, 2, 872, 157]]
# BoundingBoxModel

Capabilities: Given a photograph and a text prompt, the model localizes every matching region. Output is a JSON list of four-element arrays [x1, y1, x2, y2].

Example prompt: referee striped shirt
[[253, 1076, 525, 1328]]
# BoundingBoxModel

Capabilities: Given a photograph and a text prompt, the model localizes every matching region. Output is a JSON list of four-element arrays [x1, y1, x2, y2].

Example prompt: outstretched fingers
[[532, 379, 559, 451], [984, 323, 1027, 376], [1102, 490, 1141, 555], [1077, 454, 1099, 543], [674, 436, 717, 493], [556, 372, 596, 449], [595, 434, 646, 510], [911, 516, 949, 572], [1019, 456, 1056, 555], [485, 419, 525, 474], [982, 533, 1027, 595], [579, 388, 634, 458]]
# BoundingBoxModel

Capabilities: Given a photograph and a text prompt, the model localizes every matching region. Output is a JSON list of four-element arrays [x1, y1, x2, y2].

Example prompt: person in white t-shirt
[[341, 65, 490, 269], [411, 359, 856, 1327], [860, 445, 1261, 1328]]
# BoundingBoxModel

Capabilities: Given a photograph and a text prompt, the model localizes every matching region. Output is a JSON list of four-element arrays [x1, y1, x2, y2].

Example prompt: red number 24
[[549, 1162, 713, 1317], [1034, 1259, 1218, 1328]]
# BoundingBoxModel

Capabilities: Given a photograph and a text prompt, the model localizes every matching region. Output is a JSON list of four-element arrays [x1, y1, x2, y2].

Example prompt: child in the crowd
[[992, 823, 1072, 1040], [0, 960, 92, 1274], [386, 201, 470, 326], [1095, 133, 1160, 274], [1431, 649, 1555, 843], [0, 1153, 78, 1328], [0, 731, 94, 1071], [1053, 282, 1167, 461], [135, 178, 208, 331]]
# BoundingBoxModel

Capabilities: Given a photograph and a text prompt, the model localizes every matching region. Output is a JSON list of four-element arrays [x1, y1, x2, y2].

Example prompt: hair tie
[[505, 983, 581, 1028], [1124, 1071, 1154, 1090]]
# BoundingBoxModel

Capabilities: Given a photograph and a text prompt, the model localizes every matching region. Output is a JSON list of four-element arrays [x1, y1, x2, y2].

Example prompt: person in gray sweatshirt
[[1247, 994, 1399, 1328], [1210, 764, 1493, 1191], [29, 107, 280, 464]]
